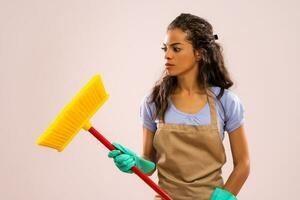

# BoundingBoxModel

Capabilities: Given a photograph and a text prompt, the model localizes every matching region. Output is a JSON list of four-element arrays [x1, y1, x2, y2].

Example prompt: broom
[[36, 74, 172, 200]]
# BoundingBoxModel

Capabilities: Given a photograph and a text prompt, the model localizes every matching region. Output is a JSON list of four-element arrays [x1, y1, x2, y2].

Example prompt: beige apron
[[153, 89, 227, 200]]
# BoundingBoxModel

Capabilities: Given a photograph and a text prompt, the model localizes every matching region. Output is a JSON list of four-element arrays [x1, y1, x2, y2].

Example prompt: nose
[[164, 48, 173, 60]]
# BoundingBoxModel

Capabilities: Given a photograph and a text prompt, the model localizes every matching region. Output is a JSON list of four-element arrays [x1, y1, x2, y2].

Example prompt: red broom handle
[[88, 126, 173, 200]]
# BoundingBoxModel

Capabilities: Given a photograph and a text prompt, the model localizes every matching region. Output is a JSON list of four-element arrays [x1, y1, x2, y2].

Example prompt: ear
[[195, 49, 203, 61]]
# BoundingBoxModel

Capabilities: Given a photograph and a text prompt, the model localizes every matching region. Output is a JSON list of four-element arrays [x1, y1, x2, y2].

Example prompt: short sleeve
[[139, 94, 157, 133], [223, 90, 245, 133]]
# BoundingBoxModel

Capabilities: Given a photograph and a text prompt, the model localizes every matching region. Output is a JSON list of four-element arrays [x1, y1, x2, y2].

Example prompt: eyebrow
[[163, 42, 183, 46]]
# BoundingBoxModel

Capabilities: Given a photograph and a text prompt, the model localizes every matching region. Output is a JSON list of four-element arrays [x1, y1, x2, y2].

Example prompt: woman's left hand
[[210, 187, 237, 200]]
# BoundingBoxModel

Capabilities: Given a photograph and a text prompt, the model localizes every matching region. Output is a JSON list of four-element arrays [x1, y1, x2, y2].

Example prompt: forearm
[[222, 162, 250, 196]]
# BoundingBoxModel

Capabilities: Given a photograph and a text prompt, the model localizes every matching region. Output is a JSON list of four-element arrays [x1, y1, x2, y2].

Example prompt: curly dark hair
[[149, 13, 233, 122]]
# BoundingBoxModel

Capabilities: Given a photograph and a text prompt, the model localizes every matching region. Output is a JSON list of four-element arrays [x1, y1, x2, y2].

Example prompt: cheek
[[177, 53, 196, 66]]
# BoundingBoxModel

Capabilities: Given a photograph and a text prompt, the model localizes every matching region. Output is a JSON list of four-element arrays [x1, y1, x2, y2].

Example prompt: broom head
[[36, 74, 109, 152]]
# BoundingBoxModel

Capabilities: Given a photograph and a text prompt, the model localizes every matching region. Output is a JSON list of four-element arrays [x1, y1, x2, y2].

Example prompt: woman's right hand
[[108, 145, 135, 174], [108, 142, 155, 174]]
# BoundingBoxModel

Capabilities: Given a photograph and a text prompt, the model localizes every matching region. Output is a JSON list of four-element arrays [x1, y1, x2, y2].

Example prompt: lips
[[165, 63, 175, 66]]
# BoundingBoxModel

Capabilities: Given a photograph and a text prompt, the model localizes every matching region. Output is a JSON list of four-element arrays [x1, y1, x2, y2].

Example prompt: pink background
[[0, 0, 299, 199]]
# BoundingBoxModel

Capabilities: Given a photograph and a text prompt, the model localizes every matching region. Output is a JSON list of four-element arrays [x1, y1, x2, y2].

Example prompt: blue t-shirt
[[139, 86, 245, 140]]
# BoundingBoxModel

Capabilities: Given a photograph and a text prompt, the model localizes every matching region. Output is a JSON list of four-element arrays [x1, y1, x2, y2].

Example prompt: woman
[[108, 13, 250, 200]]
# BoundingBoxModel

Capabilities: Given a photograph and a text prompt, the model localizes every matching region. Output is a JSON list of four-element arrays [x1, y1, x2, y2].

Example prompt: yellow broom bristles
[[36, 74, 109, 152]]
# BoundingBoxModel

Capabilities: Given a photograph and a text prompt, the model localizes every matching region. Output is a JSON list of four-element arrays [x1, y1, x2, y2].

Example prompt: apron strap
[[206, 88, 218, 128]]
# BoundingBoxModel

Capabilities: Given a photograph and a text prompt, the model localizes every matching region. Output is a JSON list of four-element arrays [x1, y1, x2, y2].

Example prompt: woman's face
[[162, 28, 201, 76]]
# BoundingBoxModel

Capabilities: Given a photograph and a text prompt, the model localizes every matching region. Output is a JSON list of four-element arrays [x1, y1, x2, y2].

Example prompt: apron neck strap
[[206, 88, 218, 128]]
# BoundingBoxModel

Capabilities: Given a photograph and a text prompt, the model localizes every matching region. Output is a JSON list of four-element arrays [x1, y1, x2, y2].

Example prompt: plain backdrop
[[1, 0, 299, 199]]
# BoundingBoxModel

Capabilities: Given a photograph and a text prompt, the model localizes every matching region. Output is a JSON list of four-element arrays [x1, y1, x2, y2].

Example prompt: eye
[[173, 47, 181, 52], [161, 47, 181, 52]]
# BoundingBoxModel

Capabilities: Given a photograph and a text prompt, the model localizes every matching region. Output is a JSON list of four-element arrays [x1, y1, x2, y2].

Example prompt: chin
[[166, 70, 177, 76], [165, 67, 177, 74]]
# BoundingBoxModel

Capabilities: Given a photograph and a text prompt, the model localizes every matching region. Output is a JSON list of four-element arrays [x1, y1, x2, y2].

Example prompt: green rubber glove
[[210, 187, 237, 200], [108, 142, 156, 174]]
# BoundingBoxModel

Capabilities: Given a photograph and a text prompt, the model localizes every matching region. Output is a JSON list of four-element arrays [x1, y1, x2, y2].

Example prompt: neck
[[175, 65, 205, 95]]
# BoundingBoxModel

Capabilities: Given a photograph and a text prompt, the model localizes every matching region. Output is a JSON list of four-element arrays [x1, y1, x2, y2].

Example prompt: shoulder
[[139, 92, 158, 132], [210, 86, 242, 105], [139, 92, 156, 118], [140, 92, 155, 108], [210, 86, 245, 119], [210, 86, 245, 132]]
